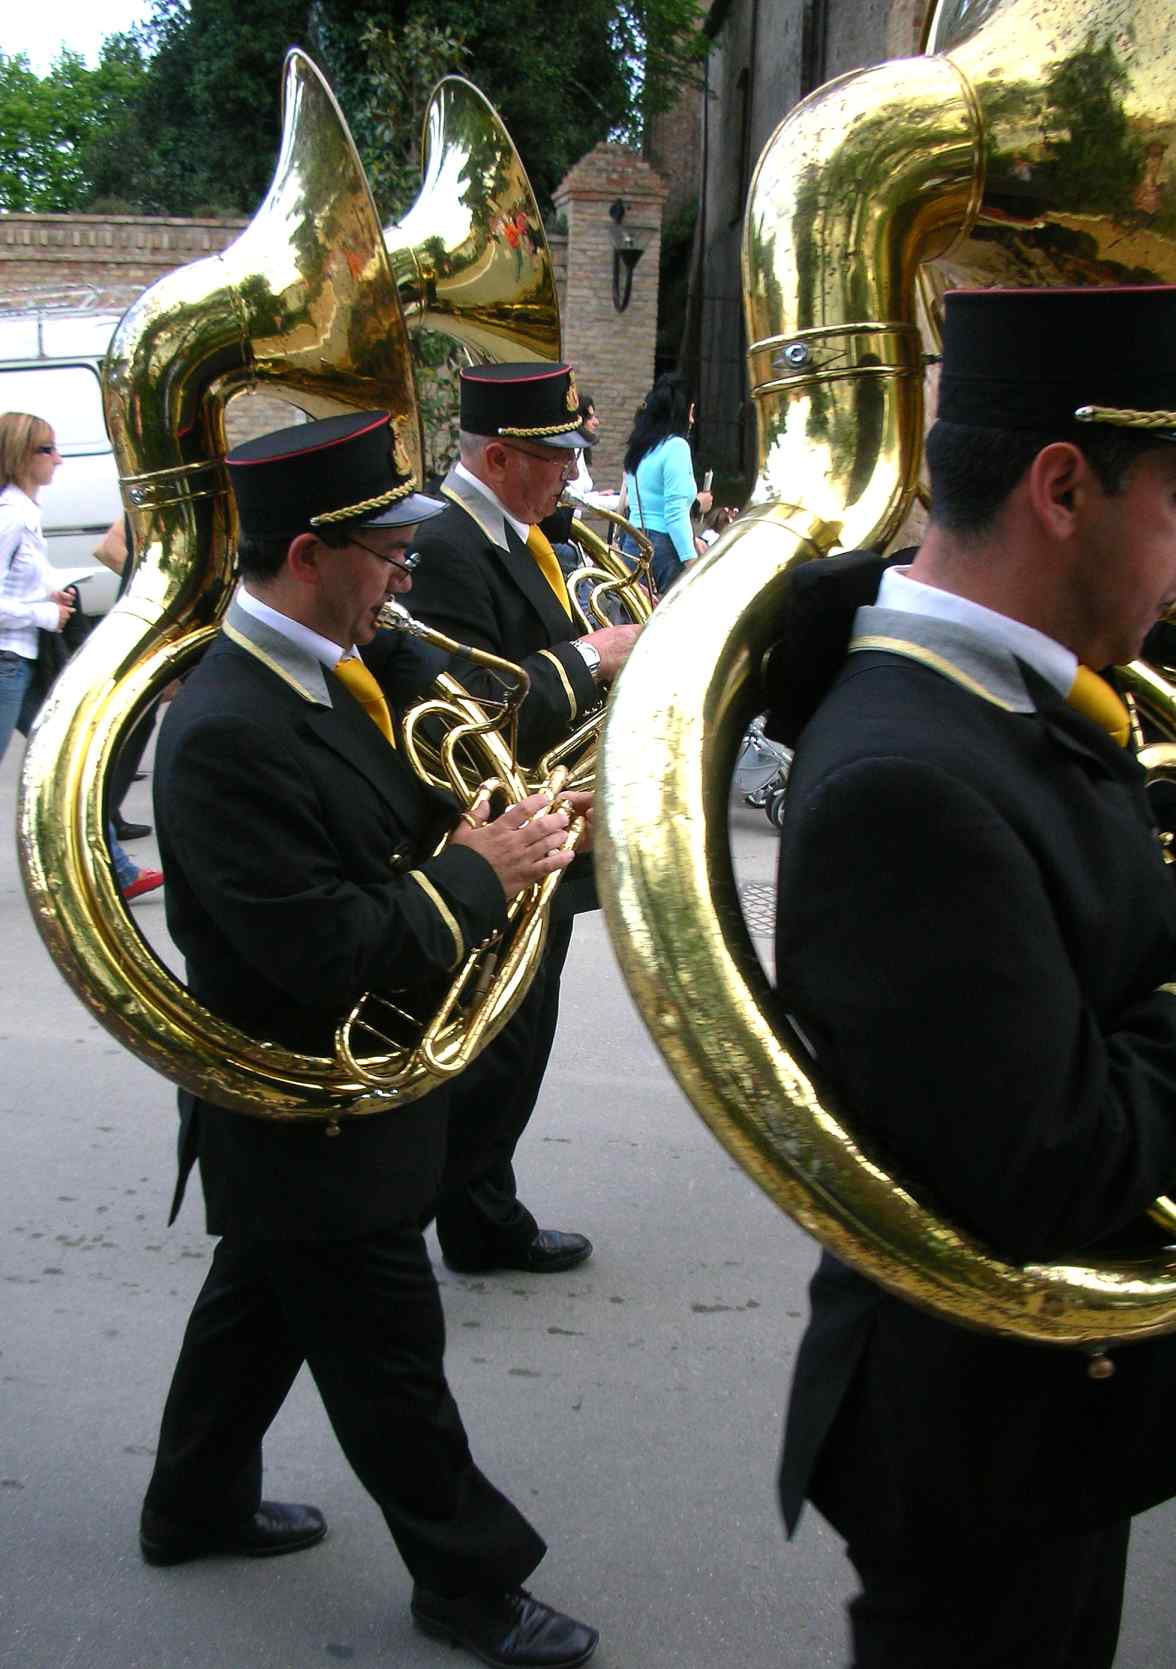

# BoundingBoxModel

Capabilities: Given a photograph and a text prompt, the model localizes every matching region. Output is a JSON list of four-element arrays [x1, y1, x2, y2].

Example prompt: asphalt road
[[2, 741, 1174, 1669]]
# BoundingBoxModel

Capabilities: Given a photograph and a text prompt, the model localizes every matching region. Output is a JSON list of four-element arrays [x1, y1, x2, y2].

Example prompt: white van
[[0, 310, 123, 614]]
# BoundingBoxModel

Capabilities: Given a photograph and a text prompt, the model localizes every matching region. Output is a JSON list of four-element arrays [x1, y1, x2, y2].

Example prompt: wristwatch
[[572, 639, 603, 682]]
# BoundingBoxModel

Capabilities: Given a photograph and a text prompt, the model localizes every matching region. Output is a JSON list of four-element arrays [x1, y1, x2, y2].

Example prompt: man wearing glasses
[[406, 363, 640, 1278], [141, 408, 600, 1667]]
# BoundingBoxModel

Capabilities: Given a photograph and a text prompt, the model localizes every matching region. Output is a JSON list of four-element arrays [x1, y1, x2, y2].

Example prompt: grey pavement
[[1, 739, 1173, 1669]]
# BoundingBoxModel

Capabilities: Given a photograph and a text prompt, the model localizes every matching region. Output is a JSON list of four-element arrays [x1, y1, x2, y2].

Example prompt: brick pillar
[[553, 146, 666, 496]]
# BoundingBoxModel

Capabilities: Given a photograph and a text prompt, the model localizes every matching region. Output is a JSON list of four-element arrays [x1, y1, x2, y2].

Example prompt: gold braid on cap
[[1075, 405, 1176, 430], [309, 478, 416, 526], [497, 420, 582, 438]]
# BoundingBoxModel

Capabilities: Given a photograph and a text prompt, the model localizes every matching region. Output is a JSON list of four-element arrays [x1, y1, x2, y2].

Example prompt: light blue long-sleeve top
[[623, 435, 698, 564]]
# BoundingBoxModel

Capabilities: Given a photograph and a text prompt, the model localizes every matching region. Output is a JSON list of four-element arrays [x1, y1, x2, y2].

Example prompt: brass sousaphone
[[18, 52, 568, 1122], [597, 0, 1176, 1354]]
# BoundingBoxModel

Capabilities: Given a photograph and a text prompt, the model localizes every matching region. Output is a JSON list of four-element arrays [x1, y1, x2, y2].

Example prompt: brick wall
[[646, 91, 703, 227], [553, 146, 666, 495], [0, 209, 632, 465], [0, 213, 247, 314]]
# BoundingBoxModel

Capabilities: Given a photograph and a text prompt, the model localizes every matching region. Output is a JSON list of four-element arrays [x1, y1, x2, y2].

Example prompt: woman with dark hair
[[0, 411, 74, 762], [620, 372, 711, 594]]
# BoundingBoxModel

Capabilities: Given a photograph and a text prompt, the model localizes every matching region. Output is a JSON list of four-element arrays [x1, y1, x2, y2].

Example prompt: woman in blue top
[[621, 372, 711, 596]]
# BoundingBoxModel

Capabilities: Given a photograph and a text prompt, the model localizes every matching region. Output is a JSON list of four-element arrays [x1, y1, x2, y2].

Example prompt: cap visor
[[359, 493, 447, 528], [532, 429, 589, 451]]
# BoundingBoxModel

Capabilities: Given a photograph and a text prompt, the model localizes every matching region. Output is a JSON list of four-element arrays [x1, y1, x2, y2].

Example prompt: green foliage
[[1042, 33, 1142, 215], [314, 0, 706, 214], [1, 0, 705, 220], [342, 15, 470, 222], [412, 328, 463, 483], [82, 0, 312, 216], [0, 38, 147, 212]]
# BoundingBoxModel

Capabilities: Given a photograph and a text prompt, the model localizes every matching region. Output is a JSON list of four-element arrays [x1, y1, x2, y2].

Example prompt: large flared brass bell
[[597, 0, 1176, 1349], [385, 75, 561, 364]]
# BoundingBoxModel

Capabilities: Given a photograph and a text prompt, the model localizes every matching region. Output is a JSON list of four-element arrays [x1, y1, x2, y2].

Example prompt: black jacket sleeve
[[160, 711, 508, 1015], [407, 523, 599, 767]]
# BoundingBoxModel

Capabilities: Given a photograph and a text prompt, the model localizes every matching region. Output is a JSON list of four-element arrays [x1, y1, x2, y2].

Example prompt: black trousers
[[829, 1515, 1130, 1669], [143, 1229, 544, 1596], [808, 1379, 1132, 1669], [434, 917, 574, 1265]]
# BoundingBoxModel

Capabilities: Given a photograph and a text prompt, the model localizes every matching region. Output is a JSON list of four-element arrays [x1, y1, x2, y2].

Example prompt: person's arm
[[92, 518, 127, 575], [159, 710, 525, 1007], [661, 437, 703, 563], [0, 521, 70, 632], [776, 752, 1176, 1264], [407, 526, 613, 766]]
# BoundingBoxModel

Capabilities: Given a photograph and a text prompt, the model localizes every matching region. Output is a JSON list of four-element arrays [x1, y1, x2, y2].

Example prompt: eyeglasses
[[348, 532, 421, 573], [33, 444, 59, 456], [499, 440, 578, 481]]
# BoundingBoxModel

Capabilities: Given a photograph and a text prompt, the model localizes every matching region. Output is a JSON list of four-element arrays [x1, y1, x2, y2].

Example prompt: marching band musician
[[140, 411, 599, 1669], [767, 287, 1176, 1668], [406, 364, 641, 1279]]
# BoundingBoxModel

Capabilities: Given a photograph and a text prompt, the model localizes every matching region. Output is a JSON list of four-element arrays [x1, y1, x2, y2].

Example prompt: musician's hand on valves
[[579, 622, 641, 683], [558, 789, 594, 855], [450, 790, 575, 900]]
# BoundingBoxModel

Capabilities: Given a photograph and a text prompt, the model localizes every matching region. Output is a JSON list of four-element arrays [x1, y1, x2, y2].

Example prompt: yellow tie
[[334, 655, 395, 746], [526, 524, 572, 619], [1066, 666, 1130, 748]]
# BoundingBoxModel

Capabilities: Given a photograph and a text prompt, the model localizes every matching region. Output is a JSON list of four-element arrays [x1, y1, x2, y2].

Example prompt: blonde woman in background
[[0, 414, 162, 901], [0, 411, 74, 762]]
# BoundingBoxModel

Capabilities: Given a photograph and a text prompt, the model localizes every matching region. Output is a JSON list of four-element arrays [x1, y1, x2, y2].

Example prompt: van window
[[0, 363, 110, 455]]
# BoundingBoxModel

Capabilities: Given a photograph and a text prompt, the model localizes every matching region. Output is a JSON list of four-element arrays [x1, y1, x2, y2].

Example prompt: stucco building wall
[[693, 0, 930, 487]]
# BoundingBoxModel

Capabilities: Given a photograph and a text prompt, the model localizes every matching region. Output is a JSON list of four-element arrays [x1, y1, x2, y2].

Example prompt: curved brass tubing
[[19, 53, 463, 1120], [598, 0, 1176, 1349]]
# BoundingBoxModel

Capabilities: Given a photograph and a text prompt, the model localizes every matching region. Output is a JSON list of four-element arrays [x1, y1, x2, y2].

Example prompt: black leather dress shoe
[[139, 1500, 327, 1566], [113, 817, 152, 841], [445, 1230, 593, 1276], [412, 1585, 598, 1668]]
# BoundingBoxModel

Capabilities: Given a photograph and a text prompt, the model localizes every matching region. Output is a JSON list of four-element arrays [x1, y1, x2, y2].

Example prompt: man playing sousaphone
[[769, 287, 1176, 1667], [140, 410, 599, 1669]]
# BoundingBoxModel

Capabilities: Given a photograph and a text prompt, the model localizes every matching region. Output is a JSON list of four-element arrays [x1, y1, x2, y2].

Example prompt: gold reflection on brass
[[597, 0, 1176, 1350], [16, 53, 559, 1122], [384, 76, 562, 364]]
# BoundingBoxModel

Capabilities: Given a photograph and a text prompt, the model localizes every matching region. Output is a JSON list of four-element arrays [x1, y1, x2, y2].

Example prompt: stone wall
[[0, 213, 246, 314], [0, 214, 585, 460]]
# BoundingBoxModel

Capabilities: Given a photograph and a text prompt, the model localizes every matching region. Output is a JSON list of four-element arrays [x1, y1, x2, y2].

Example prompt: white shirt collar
[[236, 584, 355, 667], [0, 483, 38, 523], [878, 565, 1077, 698], [453, 460, 530, 542]]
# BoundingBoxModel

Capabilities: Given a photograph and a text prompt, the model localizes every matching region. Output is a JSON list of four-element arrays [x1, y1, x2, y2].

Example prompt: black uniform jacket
[[406, 468, 600, 917], [155, 598, 510, 1241], [766, 552, 1176, 1542]]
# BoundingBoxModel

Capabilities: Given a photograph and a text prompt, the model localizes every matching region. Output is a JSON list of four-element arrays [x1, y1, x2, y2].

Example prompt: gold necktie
[[526, 524, 572, 619], [334, 655, 395, 746], [1066, 666, 1129, 748]]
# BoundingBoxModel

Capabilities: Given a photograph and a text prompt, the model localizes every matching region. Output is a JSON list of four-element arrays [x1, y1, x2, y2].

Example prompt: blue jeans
[[0, 650, 35, 765], [108, 823, 139, 888], [620, 529, 683, 597], [1, 654, 137, 884]]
